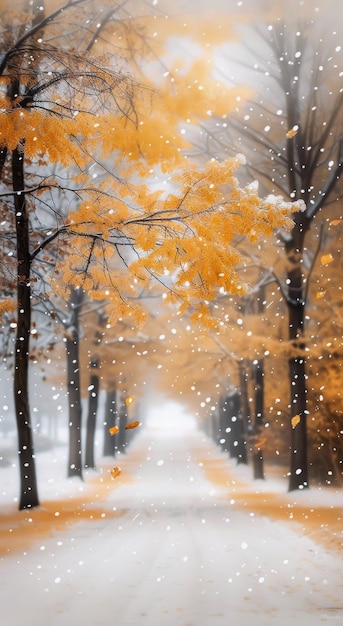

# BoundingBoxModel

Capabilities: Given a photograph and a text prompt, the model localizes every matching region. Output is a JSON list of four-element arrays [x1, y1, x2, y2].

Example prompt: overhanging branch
[[0, 0, 86, 76]]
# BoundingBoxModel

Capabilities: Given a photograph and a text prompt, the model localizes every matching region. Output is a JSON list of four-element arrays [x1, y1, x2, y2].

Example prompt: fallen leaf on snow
[[111, 466, 121, 479]]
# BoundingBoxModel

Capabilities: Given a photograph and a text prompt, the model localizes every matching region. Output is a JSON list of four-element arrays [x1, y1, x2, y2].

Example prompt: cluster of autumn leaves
[[0, 0, 303, 326]]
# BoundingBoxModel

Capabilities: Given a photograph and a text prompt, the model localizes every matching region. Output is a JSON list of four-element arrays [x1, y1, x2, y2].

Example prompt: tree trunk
[[252, 359, 265, 480], [117, 399, 127, 453], [66, 287, 84, 479], [103, 388, 118, 456], [225, 392, 247, 464], [84, 359, 99, 469], [238, 360, 252, 464], [9, 4, 46, 509], [287, 301, 308, 490], [286, 218, 309, 491], [12, 145, 40, 510], [218, 396, 228, 451]]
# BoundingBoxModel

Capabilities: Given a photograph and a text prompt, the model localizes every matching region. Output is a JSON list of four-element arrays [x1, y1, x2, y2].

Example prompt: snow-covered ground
[[1, 404, 343, 626]]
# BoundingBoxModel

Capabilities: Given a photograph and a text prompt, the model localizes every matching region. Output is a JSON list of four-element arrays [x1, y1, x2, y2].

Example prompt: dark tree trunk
[[218, 396, 228, 451], [9, 4, 45, 510], [12, 145, 39, 510], [103, 388, 118, 456], [288, 349, 308, 490], [66, 287, 84, 479], [238, 360, 252, 464], [252, 359, 265, 480], [287, 298, 308, 490], [84, 359, 99, 469], [286, 216, 309, 490], [225, 392, 247, 464], [236, 416, 248, 464], [252, 287, 266, 479], [117, 399, 127, 453]]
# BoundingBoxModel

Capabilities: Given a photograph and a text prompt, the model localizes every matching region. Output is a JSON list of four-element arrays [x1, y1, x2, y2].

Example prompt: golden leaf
[[0, 299, 16, 316], [108, 425, 119, 436], [286, 127, 298, 138], [125, 420, 141, 430], [125, 396, 134, 406], [254, 437, 266, 448], [321, 253, 334, 265], [330, 219, 341, 226], [316, 290, 326, 299], [291, 414, 301, 429], [110, 466, 121, 479]]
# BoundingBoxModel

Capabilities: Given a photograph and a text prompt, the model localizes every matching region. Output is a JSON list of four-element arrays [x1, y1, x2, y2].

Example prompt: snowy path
[[1, 418, 343, 626]]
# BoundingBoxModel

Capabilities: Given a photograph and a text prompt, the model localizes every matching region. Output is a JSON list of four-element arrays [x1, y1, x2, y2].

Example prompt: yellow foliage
[[161, 59, 252, 123], [0, 107, 95, 168], [321, 253, 334, 266], [122, 155, 298, 322], [0, 299, 15, 316], [0, 1, 301, 331], [49, 134, 298, 327]]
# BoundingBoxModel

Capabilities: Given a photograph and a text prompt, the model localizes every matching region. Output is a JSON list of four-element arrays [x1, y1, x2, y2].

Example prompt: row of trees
[[138, 3, 343, 488], [214, 14, 343, 490], [0, 0, 342, 508], [0, 1, 300, 509]]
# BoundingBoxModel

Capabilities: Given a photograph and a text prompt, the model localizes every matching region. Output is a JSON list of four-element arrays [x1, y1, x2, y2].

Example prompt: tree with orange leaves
[[197, 7, 343, 490]]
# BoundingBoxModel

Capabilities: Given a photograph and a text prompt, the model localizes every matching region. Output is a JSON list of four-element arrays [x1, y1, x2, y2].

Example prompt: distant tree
[[84, 357, 100, 470], [304, 229, 343, 484], [83, 308, 107, 471], [102, 386, 118, 457], [65, 287, 84, 478]]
